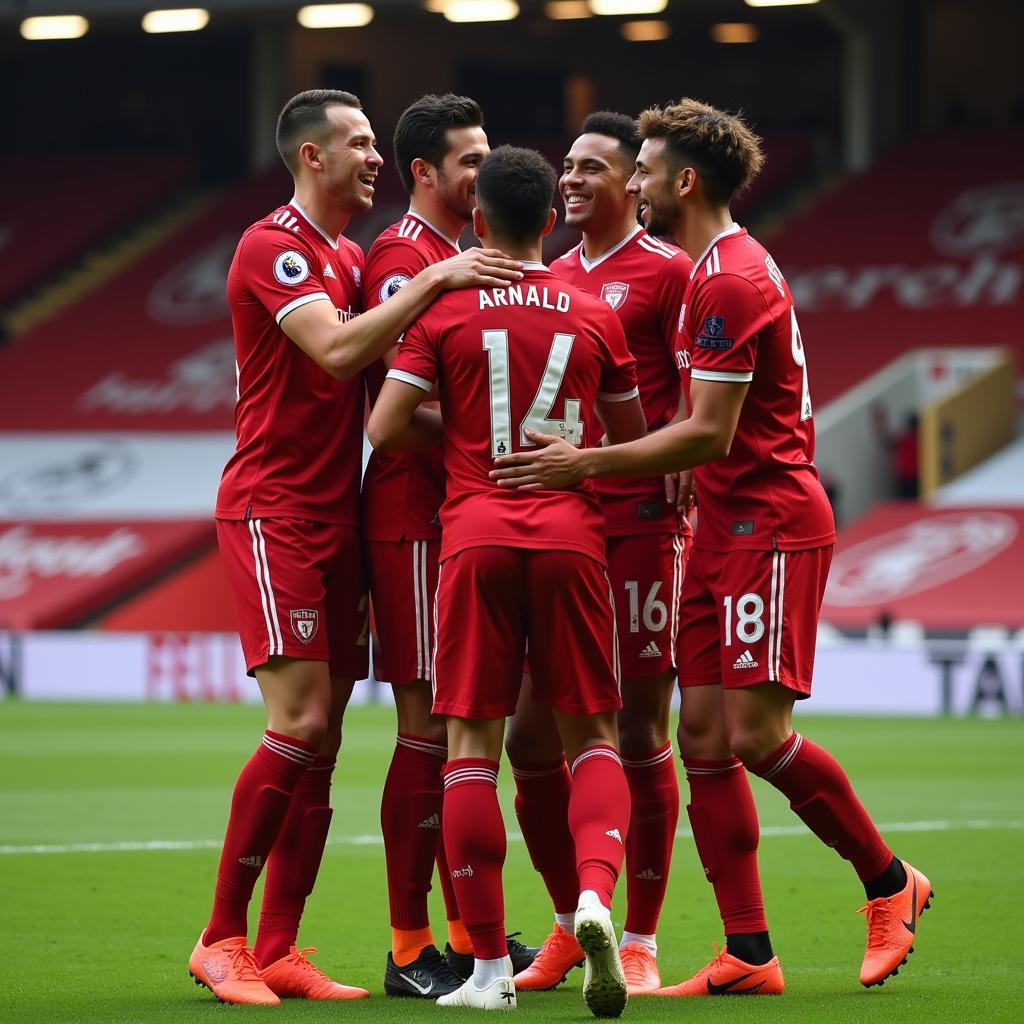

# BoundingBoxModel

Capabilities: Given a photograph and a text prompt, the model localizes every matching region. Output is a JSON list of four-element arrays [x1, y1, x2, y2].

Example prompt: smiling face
[[627, 136, 682, 238], [559, 132, 637, 233], [315, 103, 384, 213], [434, 125, 489, 222]]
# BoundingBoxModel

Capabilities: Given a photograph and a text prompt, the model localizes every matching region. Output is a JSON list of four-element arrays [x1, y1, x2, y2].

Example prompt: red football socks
[[622, 742, 679, 935], [254, 755, 335, 968], [442, 758, 507, 960], [511, 757, 579, 915], [205, 731, 316, 945], [434, 828, 464, 934], [683, 756, 768, 934], [751, 732, 894, 883], [569, 745, 630, 909], [380, 733, 447, 931]]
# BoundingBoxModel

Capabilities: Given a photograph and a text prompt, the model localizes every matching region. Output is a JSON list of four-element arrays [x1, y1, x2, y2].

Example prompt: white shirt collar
[[520, 261, 547, 271], [578, 224, 644, 273], [288, 198, 340, 250], [406, 208, 462, 251], [689, 223, 742, 279]]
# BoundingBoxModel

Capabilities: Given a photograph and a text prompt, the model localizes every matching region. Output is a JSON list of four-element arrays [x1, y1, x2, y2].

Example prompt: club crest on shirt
[[600, 281, 630, 310], [702, 315, 726, 337], [379, 274, 411, 303], [273, 250, 310, 285], [290, 608, 319, 643]]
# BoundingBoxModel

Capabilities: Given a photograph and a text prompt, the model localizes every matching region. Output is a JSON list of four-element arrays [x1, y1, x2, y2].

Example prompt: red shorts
[[432, 546, 621, 719], [216, 517, 369, 679], [676, 545, 833, 696], [367, 538, 441, 685], [606, 531, 690, 679]]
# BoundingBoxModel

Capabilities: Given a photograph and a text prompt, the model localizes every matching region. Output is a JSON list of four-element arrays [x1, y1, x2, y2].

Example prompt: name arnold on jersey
[[479, 284, 571, 313]]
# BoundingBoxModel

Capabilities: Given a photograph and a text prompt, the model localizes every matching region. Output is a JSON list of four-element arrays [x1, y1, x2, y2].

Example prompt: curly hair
[[636, 98, 764, 204], [581, 110, 641, 164]]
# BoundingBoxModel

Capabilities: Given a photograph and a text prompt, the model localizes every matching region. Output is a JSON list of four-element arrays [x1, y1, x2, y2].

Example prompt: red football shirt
[[388, 264, 639, 563], [216, 199, 365, 524], [361, 212, 458, 542], [552, 225, 692, 536], [678, 224, 835, 552]]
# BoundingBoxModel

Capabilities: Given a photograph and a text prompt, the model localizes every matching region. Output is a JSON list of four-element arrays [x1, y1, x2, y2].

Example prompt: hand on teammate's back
[[435, 247, 524, 290], [490, 429, 587, 490]]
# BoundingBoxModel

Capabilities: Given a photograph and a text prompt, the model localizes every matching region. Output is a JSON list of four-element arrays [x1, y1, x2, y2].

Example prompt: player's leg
[[609, 532, 685, 992], [369, 538, 465, 997], [504, 676, 582, 991], [248, 522, 369, 999], [433, 546, 525, 1010], [654, 548, 781, 998], [724, 547, 931, 988], [530, 550, 629, 1019]]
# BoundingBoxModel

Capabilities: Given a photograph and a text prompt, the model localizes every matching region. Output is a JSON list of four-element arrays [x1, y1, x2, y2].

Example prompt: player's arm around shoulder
[[281, 247, 523, 381]]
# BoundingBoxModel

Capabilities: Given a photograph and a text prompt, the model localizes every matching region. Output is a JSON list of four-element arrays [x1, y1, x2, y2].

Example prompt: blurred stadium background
[[1, 0, 1022, 712], [1, 2, 1023, 1021]]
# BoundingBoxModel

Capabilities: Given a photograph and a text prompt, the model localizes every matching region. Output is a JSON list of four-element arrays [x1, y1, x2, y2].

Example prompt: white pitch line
[[1, 818, 1022, 857]]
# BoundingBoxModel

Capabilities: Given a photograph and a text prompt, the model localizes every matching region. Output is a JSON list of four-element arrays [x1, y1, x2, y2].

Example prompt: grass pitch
[[0, 701, 1021, 1023]]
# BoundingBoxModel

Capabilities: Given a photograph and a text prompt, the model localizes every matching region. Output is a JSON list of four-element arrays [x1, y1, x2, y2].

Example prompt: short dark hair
[[276, 89, 362, 174], [581, 110, 641, 165], [393, 93, 485, 194], [475, 145, 556, 245], [637, 98, 764, 204]]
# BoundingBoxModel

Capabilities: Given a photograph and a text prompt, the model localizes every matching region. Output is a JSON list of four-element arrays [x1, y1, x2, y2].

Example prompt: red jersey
[[361, 212, 457, 541], [389, 264, 639, 563], [552, 225, 692, 536], [678, 225, 835, 552], [216, 199, 365, 524]]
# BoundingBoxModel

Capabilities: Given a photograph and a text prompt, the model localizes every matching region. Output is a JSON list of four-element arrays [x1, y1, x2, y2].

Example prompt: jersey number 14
[[483, 329, 584, 457]]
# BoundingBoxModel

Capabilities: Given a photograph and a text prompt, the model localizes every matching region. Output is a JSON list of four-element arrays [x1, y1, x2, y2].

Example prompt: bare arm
[[366, 377, 437, 452], [595, 394, 647, 446], [663, 390, 695, 515], [283, 248, 522, 380], [490, 377, 748, 489]]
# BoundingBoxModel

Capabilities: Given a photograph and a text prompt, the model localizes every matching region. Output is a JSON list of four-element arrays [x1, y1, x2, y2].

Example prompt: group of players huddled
[[187, 89, 933, 1016]]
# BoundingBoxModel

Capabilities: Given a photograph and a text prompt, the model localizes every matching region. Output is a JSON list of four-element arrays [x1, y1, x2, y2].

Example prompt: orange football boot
[[619, 943, 661, 994], [652, 945, 784, 996], [512, 925, 585, 991], [188, 933, 280, 1005], [260, 946, 370, 999], [859, 860, 933, 987]]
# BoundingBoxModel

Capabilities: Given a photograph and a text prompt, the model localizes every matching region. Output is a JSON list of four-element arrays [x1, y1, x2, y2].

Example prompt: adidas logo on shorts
[[733, 650, 759, 670], [636, 868, 662, 881], [639, 641, 662, 659], [418, 813, 441, 830]]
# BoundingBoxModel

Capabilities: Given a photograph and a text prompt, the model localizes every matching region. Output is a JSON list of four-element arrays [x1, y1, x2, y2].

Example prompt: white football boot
[[575, 891, 627, 1018]]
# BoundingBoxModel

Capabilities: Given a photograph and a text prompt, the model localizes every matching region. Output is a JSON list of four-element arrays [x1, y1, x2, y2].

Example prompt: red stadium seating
[[768, 130, 1024, 406], [0, 154, 194, 309]]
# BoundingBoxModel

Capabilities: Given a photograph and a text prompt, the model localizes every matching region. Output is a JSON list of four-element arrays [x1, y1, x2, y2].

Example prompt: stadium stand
[[932, 434, 1024, 506], [820, 503, 1024, 632], [0, 154, 194, 311], [768, 129, 1024, 406]]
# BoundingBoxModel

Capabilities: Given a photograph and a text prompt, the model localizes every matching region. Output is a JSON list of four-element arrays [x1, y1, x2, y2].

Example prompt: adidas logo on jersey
[[323, 263, 337, 278], [418, 813, 441, 830], [636, 868, 662, 881], [238, 854, 263, 868], [733, 650, 759, 670], [605, 828, 623, 844], [639, 641, 662, 659]]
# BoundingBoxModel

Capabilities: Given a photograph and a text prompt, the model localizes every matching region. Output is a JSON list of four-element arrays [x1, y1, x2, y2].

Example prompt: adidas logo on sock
[[636, 868, 662, 881], [605, 828, 623, 843], [238, 854, 263, 868], [639, 641, 662, 659], [418, 813, 441, 829], [732, 649, 759, 670]]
